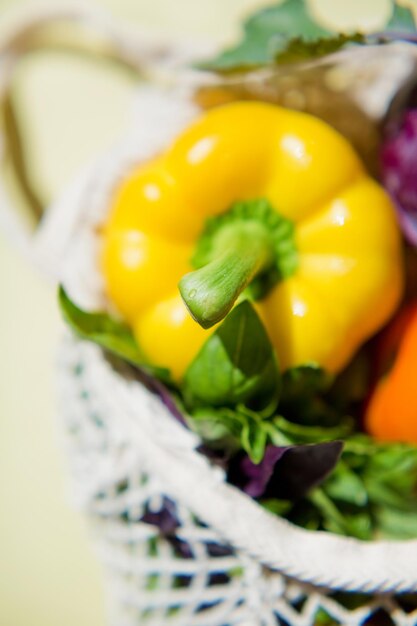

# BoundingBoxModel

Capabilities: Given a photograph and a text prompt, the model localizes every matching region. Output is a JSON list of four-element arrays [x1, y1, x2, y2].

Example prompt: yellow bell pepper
[[101, 102, 404, 380]]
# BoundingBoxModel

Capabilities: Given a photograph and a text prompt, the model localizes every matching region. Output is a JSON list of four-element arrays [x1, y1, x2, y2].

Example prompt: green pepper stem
[[179, 222, 274, 329]]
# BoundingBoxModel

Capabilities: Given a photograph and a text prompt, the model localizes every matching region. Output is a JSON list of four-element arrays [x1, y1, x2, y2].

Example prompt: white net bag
[[2, 7, 417, 626], [53, 86, 417, 626]]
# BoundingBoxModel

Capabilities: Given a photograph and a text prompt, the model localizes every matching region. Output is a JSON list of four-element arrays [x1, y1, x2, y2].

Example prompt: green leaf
[[308, 488, 351, 535], [184, 300, 281, 410], [363, 444, 417, 510], [386, 3, 417, 32], [275, 32, 365, 64], [313, 608, 338, 626], [58, 286, 169, 380], [375, 507, 417, 540], [190, 405, 269, 462], [309, 488, 372, 539], [281, 364, 328, 403], [240, 415, 268, 463], [279, 364, 346, 427], [189, 406, 246, 452], [272, 415, 353, 444], [199, 0, 332, 70], [198, 0, 415, 72], [324, 461, 368, 507], [260, 498, 292, 516]]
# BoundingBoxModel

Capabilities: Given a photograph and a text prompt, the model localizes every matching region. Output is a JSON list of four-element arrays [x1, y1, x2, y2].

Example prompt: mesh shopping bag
[[2, 6, 417, 626]]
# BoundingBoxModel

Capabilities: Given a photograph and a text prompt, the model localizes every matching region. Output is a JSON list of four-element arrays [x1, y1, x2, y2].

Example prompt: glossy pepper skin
[[101, 102, 404, 380], [366, 306, 417, 444]]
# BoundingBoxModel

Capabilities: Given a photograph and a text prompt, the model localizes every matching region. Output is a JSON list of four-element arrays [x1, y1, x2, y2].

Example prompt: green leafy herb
[[240, 412, 269, 463], [260, 498, 292, 516], [191, 405, 271, 462], [275, 32, 365, 64], [308, 488, 353, 536], [58, 286, 170, 381], [199, 0, 331, 70], [386, 3, 417, 32], [198, 0, 415, 72], [271, 415, 353, 443], [316, 438, 417, 539], [324, 461, 368, 507], [184, 300, 281, 411], [374, 508, 417, 540], [282, 364, 328, 397], [363, 444, 417, 512]]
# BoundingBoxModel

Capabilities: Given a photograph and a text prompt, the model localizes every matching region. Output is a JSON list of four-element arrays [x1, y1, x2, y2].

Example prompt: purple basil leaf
[[241, 446, 289, 498], [205, 542, 234, 558], [231, 441, 343, 501], [141, 496, 180, 534], [381, 109, 417, 245], [169, 537, 194, 560], [134, 368, 188, 427]]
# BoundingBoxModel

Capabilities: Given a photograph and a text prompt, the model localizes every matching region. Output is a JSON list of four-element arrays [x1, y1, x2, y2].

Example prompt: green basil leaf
[[260, 498, 292, 516], [375, 507, 417, 540], [190, 405, 269, 463], [363, 445, 417, 510], [365, 481, 414, 511], [279, 364, 345, 427], [199, 0, 331, 71], [281, 364, 328, 402], [190, 406, 246, 445], [309, 488, 372, 539], [59, 286, 170, 381], [198, 0, 415, 72], [308, 488, 351, 535], [386, 3, 417, 32], [184, 300, 280, 410], [323, 461, 368, 507], [272, 415, 353, 444], [331, 511, 372, 541], [240, 416, 268, 463], [275, 32, 365, 64]]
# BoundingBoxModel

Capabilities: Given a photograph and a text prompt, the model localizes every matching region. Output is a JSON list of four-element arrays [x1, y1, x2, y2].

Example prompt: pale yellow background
[[0, 1, 415, 625]]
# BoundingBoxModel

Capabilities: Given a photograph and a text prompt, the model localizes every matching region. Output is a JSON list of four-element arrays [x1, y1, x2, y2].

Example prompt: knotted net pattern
[[57, 337, 417, 626]]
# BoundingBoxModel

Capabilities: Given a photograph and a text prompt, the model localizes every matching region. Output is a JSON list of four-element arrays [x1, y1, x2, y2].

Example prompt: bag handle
[[0, 5, 209, 270]]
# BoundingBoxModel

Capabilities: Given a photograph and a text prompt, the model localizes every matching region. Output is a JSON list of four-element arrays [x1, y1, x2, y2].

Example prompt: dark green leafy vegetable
[[279, 364, 338, 425], [281, 364, 328, 400], [58, 284, 417, 539], [184, 301, 281, 411], [324, 461, 368, 507], [374, 508, 417, 539], [58, 286, 170, 381], [317, 438, 417, 539], [271, 415, 353, 443], [190, 405, 273, 463]]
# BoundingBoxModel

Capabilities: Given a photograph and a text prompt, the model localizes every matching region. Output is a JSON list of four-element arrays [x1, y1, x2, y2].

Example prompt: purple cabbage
[[232, 441, 343, 501], [381, 109, 417, 245]]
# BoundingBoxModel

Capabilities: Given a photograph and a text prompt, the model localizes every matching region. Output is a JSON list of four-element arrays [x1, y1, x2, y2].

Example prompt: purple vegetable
[[136, 369, 188, 426], [241, 446, 289, 498], [232, 441, 343, 501], [141, 496, 180, 534], [381, 109, 417, 245]]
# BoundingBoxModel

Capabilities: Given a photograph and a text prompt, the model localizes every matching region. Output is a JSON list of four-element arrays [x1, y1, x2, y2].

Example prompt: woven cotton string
[[50, 86, 417, 626]]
